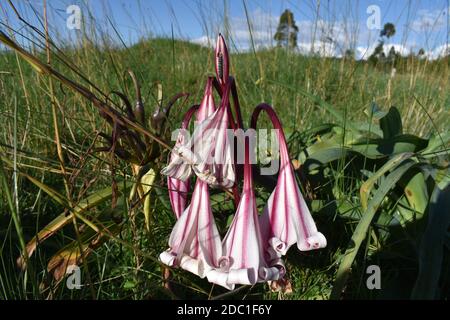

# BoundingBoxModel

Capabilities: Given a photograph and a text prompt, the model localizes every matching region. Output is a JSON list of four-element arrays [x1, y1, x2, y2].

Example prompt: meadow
[[0, 4, 449, 300]]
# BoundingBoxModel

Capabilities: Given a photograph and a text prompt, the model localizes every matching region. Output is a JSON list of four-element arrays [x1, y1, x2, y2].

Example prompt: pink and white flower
[[162, 36, 235, 189], [166, 104, 198, 218], [165, 77, 217, 217], [160, 179, 223, 278], [252, 104, 326, 258], [207, 138, 285, 290], [163, 83, 235, 188], [161, 35, 325, 292], [189, 84, 235, 188]]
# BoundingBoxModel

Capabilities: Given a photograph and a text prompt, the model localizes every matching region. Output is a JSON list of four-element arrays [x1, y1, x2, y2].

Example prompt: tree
[[274, 9, 299, 48], [369, 22, 396, 64], [380, 23, 396, 38], [387, 45, 399, 64], [344, 49, 355, 60]]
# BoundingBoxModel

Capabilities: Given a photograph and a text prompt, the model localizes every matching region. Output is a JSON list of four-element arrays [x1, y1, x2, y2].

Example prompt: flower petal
[[259, 120, 326, 256], [167, 176, 189, 219], [160, 180, 222, 278], [207, 138, 283, 289]]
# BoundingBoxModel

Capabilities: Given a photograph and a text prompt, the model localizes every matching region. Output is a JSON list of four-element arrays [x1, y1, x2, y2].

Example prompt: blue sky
[[1, 0, 449, 59]]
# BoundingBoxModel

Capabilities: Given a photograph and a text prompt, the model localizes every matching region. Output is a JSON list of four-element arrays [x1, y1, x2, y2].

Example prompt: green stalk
[[0, 158, 27, 278]]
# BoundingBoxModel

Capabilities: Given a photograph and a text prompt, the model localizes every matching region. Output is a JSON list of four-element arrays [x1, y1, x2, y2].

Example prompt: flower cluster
[[160, 34, 326, 290]]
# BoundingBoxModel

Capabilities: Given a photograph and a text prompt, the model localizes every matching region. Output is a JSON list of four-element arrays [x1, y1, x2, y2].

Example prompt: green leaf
[[330, 159, 416, 299], [350, 135, 428, 159], [141, 167, 156, 231], [360, 152, 414, 210], [22, 173, 69, 208], [411, 176, 450, 299], [303, 147, 350, 173], [17, 182, 129, 269], [401, 171, 429, 224], [380, 106, 402, 139], [420, 131, 450, 156]]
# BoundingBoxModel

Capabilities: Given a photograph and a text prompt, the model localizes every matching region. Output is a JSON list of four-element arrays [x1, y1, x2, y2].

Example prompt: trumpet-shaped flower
[[162, 37, 235, 188], [165, 77, 217, 217], [163, 83, 235, 188], [191, 86, 235, 188], [207, 138, 285, 290], [160, 180, 223, 278], [252, 104, 327, 258], [166, 105, 197, 218], [161, 34, 325, 292]]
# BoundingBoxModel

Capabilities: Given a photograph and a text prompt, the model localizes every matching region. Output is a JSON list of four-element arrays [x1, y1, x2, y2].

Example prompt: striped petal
[[160, 180, 222, 278], [167, 177, 189, 219], [164, 83, 235, 188], [165, 78, 216, 217], [191, 104, 235, 188], [207, 139, 284, 290], [252, 104, 326, 257]]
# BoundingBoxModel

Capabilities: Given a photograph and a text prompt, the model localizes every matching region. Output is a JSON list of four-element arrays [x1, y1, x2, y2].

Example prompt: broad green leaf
[[350, 135, 428, 159], [331, 160, 415, 299], [401, 171, 429, 224], [411, 178, 450, 299], [380, 106, 402, 139], [360, 152, 414, 211], [420, 131, 450, 156]]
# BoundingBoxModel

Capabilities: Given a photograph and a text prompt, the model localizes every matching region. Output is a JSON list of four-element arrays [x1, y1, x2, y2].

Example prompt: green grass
[[0, 30, 449, 300]]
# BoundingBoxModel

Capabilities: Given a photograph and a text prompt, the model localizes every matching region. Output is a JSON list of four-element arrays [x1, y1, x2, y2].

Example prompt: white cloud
[[189, 8, 449, 60], [297, 41, 341, 57], [228, 8, 277, 49], [190, 8, 276, 50], [411, 7, 449, 32], [191, 35, 212, 46], [423, 44, 450, 60], [355, 43, 412, 60]]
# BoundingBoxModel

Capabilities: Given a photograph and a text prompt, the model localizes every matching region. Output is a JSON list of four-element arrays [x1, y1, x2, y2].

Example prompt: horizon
[[0, 0, 449, 60]]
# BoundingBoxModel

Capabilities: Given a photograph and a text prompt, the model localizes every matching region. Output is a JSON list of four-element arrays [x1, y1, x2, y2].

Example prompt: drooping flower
[[160, 179, 223, 278], [162, 82, 235, 188], [160, 77, 223, 276], [166, 78, 217, 218], [166, 105, 197, 218], [162, 36, 235, 188], [161, 34, 324, 292], [251, 104, 327, 258], [196, 77, 216, 124], [207, 138, 285, 290]]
